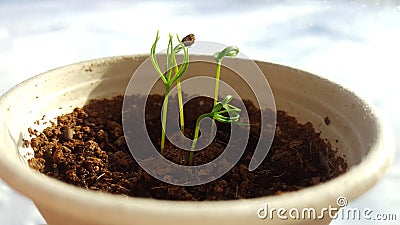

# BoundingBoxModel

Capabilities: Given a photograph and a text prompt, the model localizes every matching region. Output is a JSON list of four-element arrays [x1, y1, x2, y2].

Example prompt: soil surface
[[27, 95, 347, 200]]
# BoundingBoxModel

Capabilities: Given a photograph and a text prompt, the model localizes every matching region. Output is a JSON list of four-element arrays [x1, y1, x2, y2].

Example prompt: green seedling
[[213, 46, 240, 106], [150, 32, 243, 164], [189, 95, 242, 165], [210, 46, 240, 141], [150, 30, 189, 154]]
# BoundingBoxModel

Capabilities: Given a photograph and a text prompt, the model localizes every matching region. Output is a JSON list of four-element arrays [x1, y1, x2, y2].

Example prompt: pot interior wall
[[256, 62, 378, 167]]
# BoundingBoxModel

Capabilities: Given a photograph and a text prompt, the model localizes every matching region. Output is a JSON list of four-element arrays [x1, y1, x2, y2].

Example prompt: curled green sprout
[[150, 30, 189, 154], [209, 46, 239, 142], [189, 95, 242, 165], [213, 46, 240, 106]]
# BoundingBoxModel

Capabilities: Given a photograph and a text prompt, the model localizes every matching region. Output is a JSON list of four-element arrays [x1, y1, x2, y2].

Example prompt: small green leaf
[[170, 35, 189, 84], [213, 46, 240, 64], [189, 95, 245, 165], [150, 30, 168, 85]]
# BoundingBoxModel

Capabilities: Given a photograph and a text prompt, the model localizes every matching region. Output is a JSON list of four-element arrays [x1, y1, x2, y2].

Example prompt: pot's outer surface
[[0, 55, 394, 225]]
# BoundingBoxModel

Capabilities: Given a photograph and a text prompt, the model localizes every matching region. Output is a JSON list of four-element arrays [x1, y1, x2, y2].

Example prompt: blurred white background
[[1, 0, 399, 224]]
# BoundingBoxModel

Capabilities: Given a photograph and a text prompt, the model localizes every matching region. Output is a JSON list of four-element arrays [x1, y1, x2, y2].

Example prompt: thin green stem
[[214, 62, 222, 106], [172, 34, 188, 134], [189, 114, 208, 165], [209, 61, 222, 142], [189, 95, 242, 165], [177, 79, 185, 133], [172, 53, 185, 133], [160, 85, 170, 155], [166, 34, 174, 81]]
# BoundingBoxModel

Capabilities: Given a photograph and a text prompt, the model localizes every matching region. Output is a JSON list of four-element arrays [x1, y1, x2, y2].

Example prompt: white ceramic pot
[[0, 55, 395, 225]]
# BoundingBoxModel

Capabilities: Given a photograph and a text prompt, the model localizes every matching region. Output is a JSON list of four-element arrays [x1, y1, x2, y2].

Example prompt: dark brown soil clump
[[27, 95, 347, 200]]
